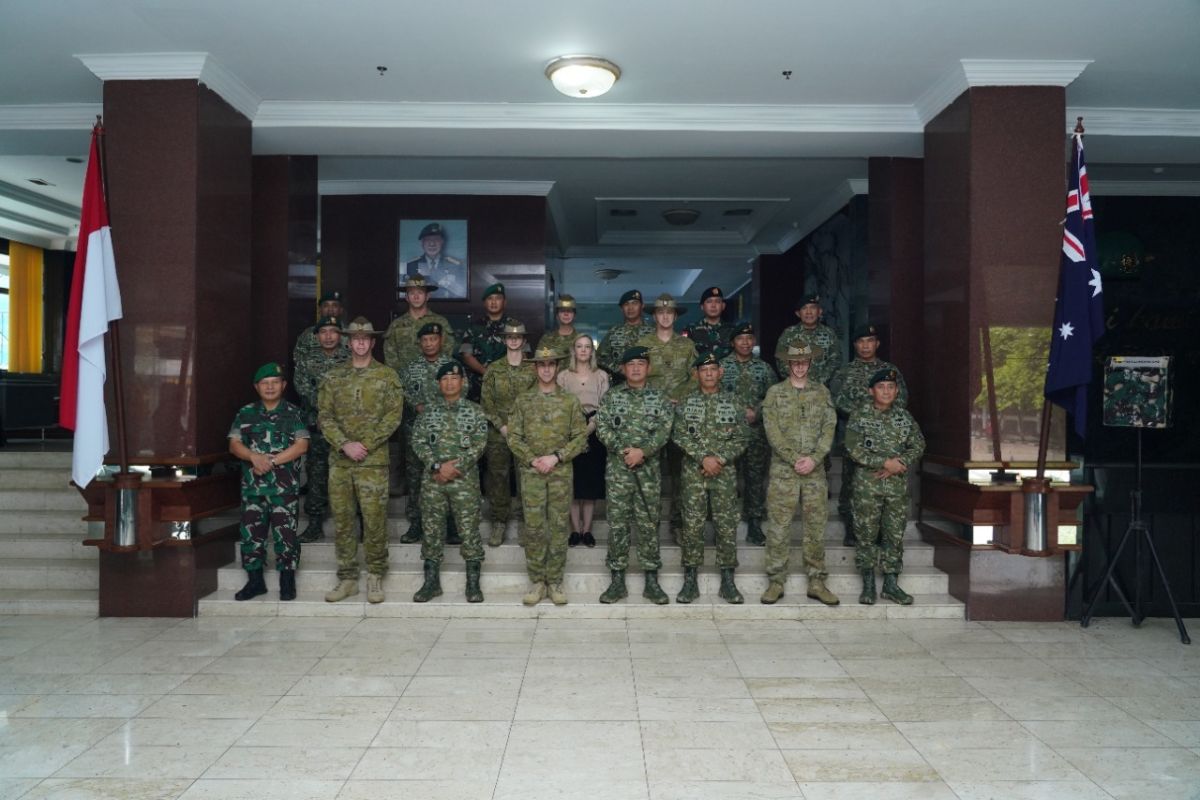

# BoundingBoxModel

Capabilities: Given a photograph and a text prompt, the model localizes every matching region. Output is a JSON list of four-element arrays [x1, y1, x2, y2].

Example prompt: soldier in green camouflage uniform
[[845, 368, 925, 606], [682, 285, 737, 360], [507, 345, 588, 605], [480, 321, 536, 546], [720, 323, 777, 545], [292, 289, 347, 381], [595, 346, 674, 605], [597, 289, 650, 380], [294, 315, 349, 543], [673, 352, 749, 604], [830, 323, 909, 547], [537, 294, 580, 356], [228, 362, 310, 602], [397, 322, 454, 544], [410, 361, 490, 603], [461, 282, 524, 401], [760, 343, 839, 605], [776, 293, 843, 386], [319, 318, 404, 605]]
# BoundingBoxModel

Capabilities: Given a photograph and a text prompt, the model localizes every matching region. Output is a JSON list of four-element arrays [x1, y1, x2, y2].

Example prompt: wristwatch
[[431, 462, 442, 474], [268, 454, 276, 467]]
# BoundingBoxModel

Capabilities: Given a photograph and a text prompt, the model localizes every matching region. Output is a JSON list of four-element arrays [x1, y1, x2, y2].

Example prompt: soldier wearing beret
[[596, 346, 674, 605], [227, 362, 310, 602], [406, 222, 467, 299], [294, 315, 349, 543], [673, 352, 749, 603], [683, 285, 737, 360], [537, 294, 581, 357], [410, 361, 490, 603], [719, 323, 778, 545], [508, 345, 589, 605], [760, 343, 839, 606], [845, 368, 925, 606], [293, 289, 348, 381], [776, 294, 843, 387], [319, 318, 404, 605], [829, 323, 909, 546], [461, 282, 525, 400], [597, 289, 651, 380], [397, 321, 455, 545], [480, 320, 536, 546]]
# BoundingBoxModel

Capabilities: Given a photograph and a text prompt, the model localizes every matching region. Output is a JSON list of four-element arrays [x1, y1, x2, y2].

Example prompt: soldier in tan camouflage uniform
[[384, 275, 457, 377], [319, 318, 404, 605], [293, 315, 349, 543], [776, 294, 843, 386], [597, 289, 650, 380], [760, 343, 839, 606], [719, 323, 777, 545], [537, 294, 580, 356], [397, 321, 455, 545], [673, 352, 748, 604], [507, 345, 588, 605], [480, 321, 536, 546]]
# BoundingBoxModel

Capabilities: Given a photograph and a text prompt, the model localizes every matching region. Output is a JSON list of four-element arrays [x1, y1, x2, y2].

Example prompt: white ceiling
[[2, 0, 1198, 303]]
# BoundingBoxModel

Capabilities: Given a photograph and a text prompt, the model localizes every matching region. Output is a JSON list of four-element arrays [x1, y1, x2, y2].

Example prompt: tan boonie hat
[[341, 316, 384, 337], [532, 345, 565, 362], [775, 342, 822, 363], [652, 293, 686, 315], [398, 275, 439, 293], [501, 321, 528, 337]]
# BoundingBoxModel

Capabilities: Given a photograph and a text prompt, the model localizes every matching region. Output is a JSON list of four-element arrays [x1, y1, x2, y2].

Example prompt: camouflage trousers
[[303, 429, 330, 518], [764, 461, 829, 583], [738, 426, 770, 522], [329, 463, 390, 580], [484, 428, 519, 524], [605, 456, 663, 572], [664, 442, 683, 527], [519, 465, 572, 584], [239, 493, 300, 571], [679, 460, 739, 569], [420, 474, 484, 565], [402, 422, 422, 525], [851, 475, 908, 574]]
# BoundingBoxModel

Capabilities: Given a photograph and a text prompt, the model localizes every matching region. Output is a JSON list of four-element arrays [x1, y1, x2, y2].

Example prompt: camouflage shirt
[[597, 319, 651, 376], [293, 346, 350, 425], [410, 396, 489, 469], [831, 358, 908, 417], [536, 328, 580, 359], [719, 355, 778, 418], [777, 322, 843, 385], [507, 386, 589, 467], [293, 325, 348, 385], [672, 389, 748, 467], [682, 319, 737, 360], [762, 380, 836, 467], [317, 359, 404, 467], [636, 331, 698, 402], [845, 405, 926, 495], [596, 384, 673, 463], [383, 310, 456, 373], [461, 316, 523, 367], [228, 400, 310, 498], [480, 359, 536, 430], [399, 354, 455, 419]]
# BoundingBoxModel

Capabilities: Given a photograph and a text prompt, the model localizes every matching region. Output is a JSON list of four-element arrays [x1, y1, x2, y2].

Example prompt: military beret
[[436, 362, 465, 379], [852, 323, 879, 342], [398, 275, 439, 293], [313, 315, 342, 335], [501, 321, 527, 337], [341, 316, 384, 336], [555, 294, 577, 310], [253, 362, 284, 383], [731, 322, 755, 339], [482, 283, 506, 299], [619, 289, 643, 306], [700, 286, 724, 302], [418, 222, 445, 240], [652, 293, 686, 315], [869, 368, 900, 388], [775, 342, 822, 363], [795, 293, 821, 310], [620, 346, 651, 364], [417, 322, 443, 338], [318, 290, 343, 305], [532, 345, 565, 363], [693, 352, 721, 369]]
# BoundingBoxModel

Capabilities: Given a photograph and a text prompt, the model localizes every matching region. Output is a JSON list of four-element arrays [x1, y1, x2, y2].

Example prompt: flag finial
[[1074, 117, 1085, 135]]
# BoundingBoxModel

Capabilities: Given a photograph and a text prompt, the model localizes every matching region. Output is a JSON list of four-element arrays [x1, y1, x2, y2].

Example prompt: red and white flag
[[59, 126, 123, 488]]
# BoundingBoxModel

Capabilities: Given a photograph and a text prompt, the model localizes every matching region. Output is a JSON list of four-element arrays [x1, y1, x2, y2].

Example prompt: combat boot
[[718, 568, 744, 604], [324, 578, 359, 603], [880, 574, 914, 605], [806, 576, 840, 606], [547, 582, 568, 606], [399, 516, 422, 544], [746, 519, 766, 546], [522, 582, 546, 606], [859, 570, 876, 605], [487, 520, 504, 547], [760, 581, 785, 604], [278, 569, 296, 602], [413, 560, 443, 603], [366, 574, 385, 604], [676, 567, 700, 604], [298, 516, 324, 543], [599, 570, 627, 604], [446, 516, 462, 545], [842, 523, 858, 548], [234, 568, 267, 601], [642, 571, 669, 605], [464, 560, 484, 603]]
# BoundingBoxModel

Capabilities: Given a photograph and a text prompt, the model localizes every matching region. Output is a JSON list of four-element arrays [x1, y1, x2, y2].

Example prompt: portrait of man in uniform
[[398, 219, 470, 300]]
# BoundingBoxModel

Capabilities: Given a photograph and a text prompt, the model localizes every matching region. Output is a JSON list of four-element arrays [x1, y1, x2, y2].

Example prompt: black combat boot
[[859, 570, 877, 605], [746, 519, 766, 546], [642, 570, 669, 605], [278, 569, 297, 601], [676, 566, 700, 604], [842, 520, 857, 547], [465, 560, 484, 603], [412, 559, 443, 602], [234, 568, 267, 601], [599, 569, 627, 604], [718, 568, 744, 604], [880, 573, 913, 605], [298, 516, 324, 543], [399, 514, 422, 543]]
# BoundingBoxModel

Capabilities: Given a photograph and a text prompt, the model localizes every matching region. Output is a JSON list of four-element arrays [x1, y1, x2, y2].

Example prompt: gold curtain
[[8, 241, 44, 373]]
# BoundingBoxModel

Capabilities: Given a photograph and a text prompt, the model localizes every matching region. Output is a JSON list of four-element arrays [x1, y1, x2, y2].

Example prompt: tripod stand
[[1080, 428, 1189, 644]]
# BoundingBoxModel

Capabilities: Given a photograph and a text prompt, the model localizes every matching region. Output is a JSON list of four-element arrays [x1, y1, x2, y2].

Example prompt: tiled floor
[[1, 614, 1199, 799]]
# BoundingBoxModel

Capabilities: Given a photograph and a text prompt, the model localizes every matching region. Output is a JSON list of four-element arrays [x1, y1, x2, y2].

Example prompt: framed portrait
[[397, 219, 469, 300]]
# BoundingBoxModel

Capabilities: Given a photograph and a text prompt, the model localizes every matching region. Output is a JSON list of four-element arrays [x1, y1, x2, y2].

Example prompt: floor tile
[[178, 778, 343, 799], [339, 780, 499, 800], [650, 781, 800, 800], [797, 782, 959, 799], [919, 743, 1087, 783], [643, 747, 792, 783], [52, 743, 231, 780], [20, 777, 194, 799], [352, 746, 502, 782], [946, 780, 1113, 800], [203, 745, 365, 780], [781, 748, 937, 782]]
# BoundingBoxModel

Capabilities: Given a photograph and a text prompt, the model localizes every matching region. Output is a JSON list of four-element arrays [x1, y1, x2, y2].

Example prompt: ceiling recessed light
[[722, 209, 753, 217], [609, 209, 637, 217], [27, 178, 54, 186], [662, 208, 700, 226], [65, 156, 84, 164], [545, 56, 620, 98]]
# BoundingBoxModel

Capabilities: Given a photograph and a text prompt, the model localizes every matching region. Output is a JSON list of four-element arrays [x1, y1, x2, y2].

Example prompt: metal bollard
[[1021, 477, 1050, 554]]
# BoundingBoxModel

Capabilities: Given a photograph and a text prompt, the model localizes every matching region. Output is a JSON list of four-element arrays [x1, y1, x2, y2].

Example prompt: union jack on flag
[[1044, 130, 1105, 438]]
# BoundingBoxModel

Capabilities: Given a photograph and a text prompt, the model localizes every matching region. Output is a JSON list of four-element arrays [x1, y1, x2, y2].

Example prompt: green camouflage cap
[[852, 323, 879, 341], [341, 316, 384, 336], [775, 342, 821, 363], [619, 289, 643, 306], [417, 321, 444, 338], [436, 361, 465, 379], [795, 293, 821, 310], [532, 344, 565, 363], [418, 222, 445, 240], [620, 346, 651, 364], [253, 362, 284, 383], [869, 367, 900, 388], [482, 283, 506, 299], [318, 290, 343, 304], [313, 315, 342, 335], [693, 351, 721, 369]]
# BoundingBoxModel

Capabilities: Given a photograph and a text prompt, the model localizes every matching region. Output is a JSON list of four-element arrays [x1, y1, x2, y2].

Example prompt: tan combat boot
[[366, 574, 385, 604], [324, 579, 359, 603], [487, 520, 504, 548], [760, 582, 785, 605], [806, 576, 840, 606], [522, 582, 546, 606], [547, 583, 568, 606]]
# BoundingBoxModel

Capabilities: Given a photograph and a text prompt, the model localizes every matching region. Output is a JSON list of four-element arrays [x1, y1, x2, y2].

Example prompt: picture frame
[[397, 219, 470, 300]]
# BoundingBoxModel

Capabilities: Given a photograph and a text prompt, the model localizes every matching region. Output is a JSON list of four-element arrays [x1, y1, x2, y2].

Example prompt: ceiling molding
[[0, 179, 80, 219], [0, 208, 71, 236], [1090, 180, 1200, 196], [75, 52, 260, 120], [1067, 106, 1200, 137], [0, 104, 101, 130], [563, 244, 755, 259], [917, 59, 1092, 125], [914, 66, 969, 126], [319, 179, 555, 196], [599, 230, 750, 246], [772, 179, 866, 254], [0, 224, 67, 250]]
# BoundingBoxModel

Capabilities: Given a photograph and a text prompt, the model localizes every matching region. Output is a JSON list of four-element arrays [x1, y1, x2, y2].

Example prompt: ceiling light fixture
[[662, 208, 700, 226], [545, 56, 621, 98]]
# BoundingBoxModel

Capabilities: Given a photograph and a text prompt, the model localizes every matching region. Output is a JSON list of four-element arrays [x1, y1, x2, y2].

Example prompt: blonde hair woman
[[557, 333, 610, 547]]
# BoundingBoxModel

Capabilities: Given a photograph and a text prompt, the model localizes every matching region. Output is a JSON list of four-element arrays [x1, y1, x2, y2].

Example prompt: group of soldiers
[[227, 279, 925, 608]]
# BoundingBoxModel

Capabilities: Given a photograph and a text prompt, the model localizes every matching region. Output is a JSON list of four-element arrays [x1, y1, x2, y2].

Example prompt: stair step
[[0, 558, 99, 589], [0, 468, 79, 490], [0, 489, 87, 511], [0, 450, 74, 468], [0, 510, 89, 535], [0, 588, 98, 615], [0, 533, 96, 559]]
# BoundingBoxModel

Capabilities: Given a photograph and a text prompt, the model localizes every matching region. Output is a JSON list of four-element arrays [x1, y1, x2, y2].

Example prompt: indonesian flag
[[59, 127, 123, 488]]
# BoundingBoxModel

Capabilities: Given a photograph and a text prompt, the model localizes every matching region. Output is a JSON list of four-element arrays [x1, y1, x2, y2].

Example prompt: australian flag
[[1044, 131, 1104, 438]]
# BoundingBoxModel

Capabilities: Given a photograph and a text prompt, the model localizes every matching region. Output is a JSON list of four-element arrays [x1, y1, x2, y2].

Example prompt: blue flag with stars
[[1045, 131, 1104, 438]]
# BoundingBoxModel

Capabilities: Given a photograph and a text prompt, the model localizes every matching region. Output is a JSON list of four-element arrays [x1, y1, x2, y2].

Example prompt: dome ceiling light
[[545, 56, 621, 98]]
